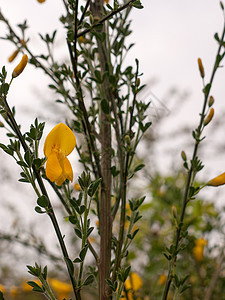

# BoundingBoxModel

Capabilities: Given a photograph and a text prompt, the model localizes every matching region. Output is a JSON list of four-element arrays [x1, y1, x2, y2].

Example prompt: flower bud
[[37, 0, 46, 3], [136, 78, 140, 87], [208, 95, 214, 107], [125, 135, 131, 145], [172, 205, 177, 219], [20, 39, 26, 47], [74, 183, 81, 191], [197, 58, 205, 78], [8, 50, 19, 63], [204, 108, 214, 126], [181, 150, 187, 161], [12, 54, 28, 78], [207, 172, 225, 187]]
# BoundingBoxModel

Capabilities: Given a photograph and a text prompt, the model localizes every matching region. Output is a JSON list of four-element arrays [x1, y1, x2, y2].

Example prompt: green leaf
[[37, 195, 49, 208], [79, 205, 86, 215], [79, 245, 88, 261], [83, 275, 94, 286], [24, 150, 33, 167], [74, 228, 82, 239], [134, 163, 145, 173], [131, 0, 144, 9], [88, 178, 102, 197], [124, 266, 131, 281], [87, 226, 94, 237], [73, 257, 82, 263], [68, 216, 77, 224], [17, 161, 29, 168], [27, 281, 43, 293], [35, 206, 45, 214], [65, 257, 74, 277], [101, 99, 110, 114]]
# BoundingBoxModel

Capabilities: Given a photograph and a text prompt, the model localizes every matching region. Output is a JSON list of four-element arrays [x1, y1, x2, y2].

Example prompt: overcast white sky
[[0, 1, 225, 193]]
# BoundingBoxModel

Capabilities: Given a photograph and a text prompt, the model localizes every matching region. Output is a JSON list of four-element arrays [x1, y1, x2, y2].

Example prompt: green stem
[[2, 95, 80, 300], [78, 190, 88, 286], [39, 274, 57, 300], [162, 21, 225, 300], [77, 0, 137, 38]]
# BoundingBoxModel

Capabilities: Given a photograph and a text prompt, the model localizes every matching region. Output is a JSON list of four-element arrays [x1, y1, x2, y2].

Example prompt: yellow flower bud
[[74, 183, 81, 191], [20, 39, 26, 47], [125, 135, 131, 145], [158, 274, 167, 286], [78, 36, 90, 44], [181, 150, 187, 161], [8, 50, 19, 63], [195, 238, 207, 247], [204, 108, 214, 126], [37, 0, 46, 3], [207, 172, 225, 187], [12, 54, 28, 78], [208, 95, 214, 107], [193, 245, 203, 262], [197, 58, 205, 78]]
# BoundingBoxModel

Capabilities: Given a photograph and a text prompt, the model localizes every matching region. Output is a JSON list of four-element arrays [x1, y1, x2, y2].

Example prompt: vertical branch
[[162, 22, 225, 300], [2, 96, 80, 300], [91, 0, 113, 298]]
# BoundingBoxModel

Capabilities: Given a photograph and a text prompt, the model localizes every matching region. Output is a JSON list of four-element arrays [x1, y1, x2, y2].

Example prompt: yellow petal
[[44, 123, 76, 158], [195, 238, 207, 247], [207, 172, 225, 187], [12, 54, 28, 78], [55, 157, 73, 186], [193, 245, 203, 262], [125, 272, 143, 291], [63, 157, 73, 182], [46, 152, 62, 182]]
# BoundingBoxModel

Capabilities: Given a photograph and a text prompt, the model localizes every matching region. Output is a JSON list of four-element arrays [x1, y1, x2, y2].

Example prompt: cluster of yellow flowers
[[193, 238, 207, 262], [123, 272, 143, 300], [0, 278, 72, 299]]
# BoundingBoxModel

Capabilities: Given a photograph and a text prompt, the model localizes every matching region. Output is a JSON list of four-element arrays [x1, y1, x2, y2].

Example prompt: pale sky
[[0, 2, 225, 196]]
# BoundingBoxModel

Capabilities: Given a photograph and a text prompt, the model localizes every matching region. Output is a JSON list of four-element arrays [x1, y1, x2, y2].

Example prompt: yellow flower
[[0, 284, 5, 293], [74, 183, 81, 191], [193, 238, 207, 262], [125, 272, 143, 291], [158, 274, 167, 286], [195, 238, 207, 247], [207, 172, 225, 187], [8, 50, 19, 62], [49, 278, 72, 299], [9, 286, 19, 298], [193, 245, 203, 262], [43, 123, 76, 186], [12, 54, 28, 78]]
